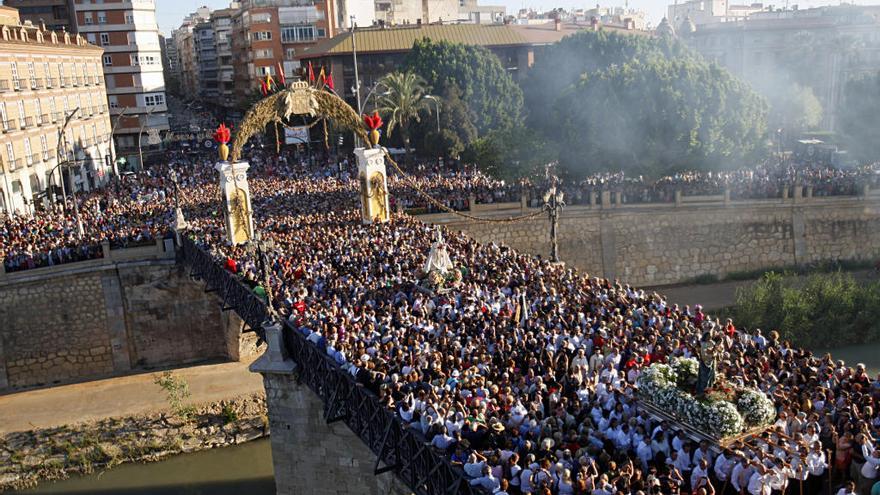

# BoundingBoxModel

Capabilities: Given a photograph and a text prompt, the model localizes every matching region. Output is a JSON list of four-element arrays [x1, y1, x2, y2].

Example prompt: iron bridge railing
[[179, 236, 485, 495]]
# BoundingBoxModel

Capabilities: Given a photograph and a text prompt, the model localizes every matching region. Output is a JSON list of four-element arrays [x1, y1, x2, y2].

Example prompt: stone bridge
[[179, 238, 478, 495], [0, 239, 256, 391]]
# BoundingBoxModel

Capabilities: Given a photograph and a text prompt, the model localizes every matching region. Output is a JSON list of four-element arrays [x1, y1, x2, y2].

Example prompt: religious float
[[416, 227, 463, 295], [636, 331, 777, 447]]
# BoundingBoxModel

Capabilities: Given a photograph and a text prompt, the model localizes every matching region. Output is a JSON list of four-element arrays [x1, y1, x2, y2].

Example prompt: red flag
[[260, 80, 268, 96], [276, 62, 286, 86], [318, 66, 326, 86], [326, 72, 334, 91], [308, 61, 315, 83]]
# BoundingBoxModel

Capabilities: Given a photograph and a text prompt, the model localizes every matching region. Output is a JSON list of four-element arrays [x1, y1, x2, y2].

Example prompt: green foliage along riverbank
[[732, 271, 880, 348]]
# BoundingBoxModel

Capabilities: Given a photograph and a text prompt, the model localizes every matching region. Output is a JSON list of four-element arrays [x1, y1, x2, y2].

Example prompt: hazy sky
[[154, 0, 842, 35]]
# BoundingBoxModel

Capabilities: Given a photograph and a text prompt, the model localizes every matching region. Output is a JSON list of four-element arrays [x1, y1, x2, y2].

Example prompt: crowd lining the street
[[1, 147, 880, 495]]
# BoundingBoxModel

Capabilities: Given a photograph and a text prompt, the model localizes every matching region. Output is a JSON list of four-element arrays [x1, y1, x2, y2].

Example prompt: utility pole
[[350, 16, 362, 148]]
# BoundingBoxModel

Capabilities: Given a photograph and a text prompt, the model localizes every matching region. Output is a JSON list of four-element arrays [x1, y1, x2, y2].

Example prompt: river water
[[17, 345, 880, 495]]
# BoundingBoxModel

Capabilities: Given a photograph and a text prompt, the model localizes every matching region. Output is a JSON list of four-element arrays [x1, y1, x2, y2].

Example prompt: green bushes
[[732, 271, 880, 348]]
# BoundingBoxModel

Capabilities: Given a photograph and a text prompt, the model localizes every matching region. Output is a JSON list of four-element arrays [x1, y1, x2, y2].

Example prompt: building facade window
[[125, 13, 134, 24], [251, 31, 272, 41], [6, 143, 14, 167], [40, 135, 49, 160], [24, 138, 33, 164], [97, 11, 107, 24], [11, 62, 19, 89], [103, 55, 113, 66], [280, 25, 315, 43], [100, 33, 110, 46], [144, 93, 164, 106], [17, 101, 25, 122]]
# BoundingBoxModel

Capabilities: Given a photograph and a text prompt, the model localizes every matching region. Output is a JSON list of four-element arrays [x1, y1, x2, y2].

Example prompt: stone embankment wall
[[0, 242, 251, 390], [425, 195, 880, 287], [0, 393, 267, 491]]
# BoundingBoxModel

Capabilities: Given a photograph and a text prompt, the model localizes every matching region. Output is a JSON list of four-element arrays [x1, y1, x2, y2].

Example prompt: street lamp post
[[54, 108, 80, 208], [424, 95, 440, 133], [168, 167, 188, 244], [542, 173, 565, 263], [137, 106, 158, 171], [249, 231, 278, 323], [108, 107, 128, 178]]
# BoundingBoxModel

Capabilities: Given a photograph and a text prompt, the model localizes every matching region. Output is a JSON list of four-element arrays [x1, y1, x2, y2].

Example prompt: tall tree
[[406, 38, 523, 135], [375, 71, 431, 160], [839, 71, 880, 163], [417, 84, 477, 159], [522, 30, 693, 134], [554, 57, 767, 177]]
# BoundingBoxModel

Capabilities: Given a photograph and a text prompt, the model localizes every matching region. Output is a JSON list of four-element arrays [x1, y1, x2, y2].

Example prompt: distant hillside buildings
[[666, 3, 880, 130]]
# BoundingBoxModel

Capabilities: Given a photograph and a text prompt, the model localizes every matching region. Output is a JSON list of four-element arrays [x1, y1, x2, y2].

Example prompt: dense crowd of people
[[1, 144, 879, 495]]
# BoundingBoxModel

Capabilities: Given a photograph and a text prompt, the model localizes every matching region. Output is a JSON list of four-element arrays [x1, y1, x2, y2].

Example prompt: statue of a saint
[[423, 227, 453, 275], [696, 331, 719, 396]]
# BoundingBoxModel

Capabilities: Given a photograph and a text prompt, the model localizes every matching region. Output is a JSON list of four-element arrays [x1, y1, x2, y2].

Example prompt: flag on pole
[[308, 62, 315, 83], [326, 72, 335, 91]]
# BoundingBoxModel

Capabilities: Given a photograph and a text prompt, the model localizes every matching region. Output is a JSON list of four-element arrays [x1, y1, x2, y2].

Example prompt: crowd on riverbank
[[2, 147, 880, 494]]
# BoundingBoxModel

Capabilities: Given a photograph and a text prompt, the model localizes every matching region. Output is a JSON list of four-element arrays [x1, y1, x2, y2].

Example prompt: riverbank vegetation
[[0, 393, 267, 492], [732, 271, 880, 348]]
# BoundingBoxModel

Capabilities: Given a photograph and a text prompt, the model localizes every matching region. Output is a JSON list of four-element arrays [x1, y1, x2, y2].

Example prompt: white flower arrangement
[[637, 362, 776, 439], [636, 363, 677, 399], [705, 400, 744, 438], [670, 356, 699, 388], [736, 389, 777, 427]]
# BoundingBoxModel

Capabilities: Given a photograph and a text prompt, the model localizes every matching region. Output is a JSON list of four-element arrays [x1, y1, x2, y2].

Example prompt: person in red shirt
[[224, 257, 237, 274]]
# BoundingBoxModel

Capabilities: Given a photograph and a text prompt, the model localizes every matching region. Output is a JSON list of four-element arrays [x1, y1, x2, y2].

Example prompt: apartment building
[[0, 6, 114, 214], [3, 0, 76, 32], [230, 0, 335, 108], [193, 21, 217, 100], [211, 7, 236, 107], [73, 0, 168, 161]]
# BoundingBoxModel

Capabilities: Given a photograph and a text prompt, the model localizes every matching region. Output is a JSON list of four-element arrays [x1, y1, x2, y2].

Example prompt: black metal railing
[[178, 236, 482, 495]]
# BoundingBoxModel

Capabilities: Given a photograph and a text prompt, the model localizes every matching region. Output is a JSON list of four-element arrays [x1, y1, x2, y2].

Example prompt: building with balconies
[[3, 0, 76, 32], [211, 7, 236, 108], [0, 6, 114, 214], [73, 0, 168, 163]]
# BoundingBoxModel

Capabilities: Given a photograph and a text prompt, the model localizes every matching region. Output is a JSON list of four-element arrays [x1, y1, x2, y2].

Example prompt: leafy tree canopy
[[464, 125, 557, 181], [522, 30, 693, 132], [406, 38, 524, 135], [512, 30, 767, 178]]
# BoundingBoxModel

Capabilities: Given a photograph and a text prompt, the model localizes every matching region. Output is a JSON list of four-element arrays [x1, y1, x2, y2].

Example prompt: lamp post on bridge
[[249, 231, 278, 324], [168, 167, 188, 245], [542, 167, 565, 263]]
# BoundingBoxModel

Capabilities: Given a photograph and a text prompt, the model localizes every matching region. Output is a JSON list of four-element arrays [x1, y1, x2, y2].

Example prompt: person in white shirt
[[714, 449, 735, 483], [469, 464, 500, 492], [806, 443, 828, 494], [861, 446, 880, 494], [747, 463, 773, 495], [731, 456, 753, 495], [691, 458, 710, 491], [835, 480, 857, 495]]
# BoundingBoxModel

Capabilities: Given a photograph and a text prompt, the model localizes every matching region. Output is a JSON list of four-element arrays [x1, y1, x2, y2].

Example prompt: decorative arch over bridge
[[230, 83, 368, 163]]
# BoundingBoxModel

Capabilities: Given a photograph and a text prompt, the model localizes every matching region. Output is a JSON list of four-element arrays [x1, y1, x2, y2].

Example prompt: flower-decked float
[[636, 356, 776, 443]]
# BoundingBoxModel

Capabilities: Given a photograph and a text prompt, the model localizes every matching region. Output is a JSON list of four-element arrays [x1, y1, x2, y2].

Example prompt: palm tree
[[375, 71, 431, 161]]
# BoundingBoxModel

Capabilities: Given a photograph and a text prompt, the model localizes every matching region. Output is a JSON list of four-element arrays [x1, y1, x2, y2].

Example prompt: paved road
[[0, 359, 263, 434]]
